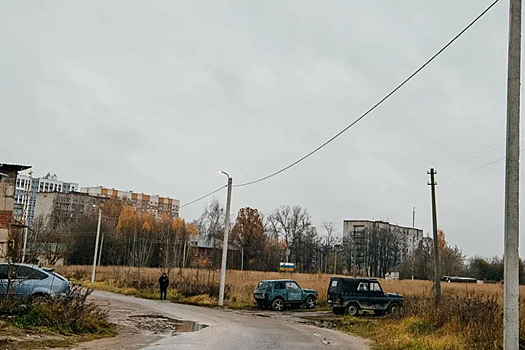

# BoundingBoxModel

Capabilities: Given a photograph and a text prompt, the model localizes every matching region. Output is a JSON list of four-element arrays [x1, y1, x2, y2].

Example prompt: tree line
[[11, 196, 525, 282]]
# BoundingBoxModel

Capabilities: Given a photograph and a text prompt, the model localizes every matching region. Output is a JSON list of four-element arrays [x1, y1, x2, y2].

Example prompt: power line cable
[[178, 0, 501, 207], [179, 185, 227, 208], [441, 156, 505, 181], [438, 139, 504, 170], [438, 134, 524, 171], [233, 0, 500, 188]]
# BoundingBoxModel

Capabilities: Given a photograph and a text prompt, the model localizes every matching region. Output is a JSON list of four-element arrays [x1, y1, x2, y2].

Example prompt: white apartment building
[[342, 220, 424, 277], [14, 173, 79, 227]]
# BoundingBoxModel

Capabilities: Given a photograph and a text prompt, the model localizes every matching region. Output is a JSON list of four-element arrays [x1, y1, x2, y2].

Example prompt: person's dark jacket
[[159, 275, 169, 289]]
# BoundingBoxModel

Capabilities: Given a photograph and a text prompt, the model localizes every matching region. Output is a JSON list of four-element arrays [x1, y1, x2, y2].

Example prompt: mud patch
[[129, 314, 207, 335]]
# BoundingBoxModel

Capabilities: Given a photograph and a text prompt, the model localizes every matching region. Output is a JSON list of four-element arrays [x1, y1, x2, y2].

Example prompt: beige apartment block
[[81, 186, 180, 218]]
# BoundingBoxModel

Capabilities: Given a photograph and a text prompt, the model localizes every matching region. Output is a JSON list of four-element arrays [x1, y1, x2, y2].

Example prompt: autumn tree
[[116, 206, 157, 267], [438, 230, 466, 277], [231, 207, 265, 270]]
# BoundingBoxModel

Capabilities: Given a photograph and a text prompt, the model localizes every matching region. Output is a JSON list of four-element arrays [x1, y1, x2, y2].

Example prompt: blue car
[[0, 263, 71, 299], [253, 279, 317, 311]]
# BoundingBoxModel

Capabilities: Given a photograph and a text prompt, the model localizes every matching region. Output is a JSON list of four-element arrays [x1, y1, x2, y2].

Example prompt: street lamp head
[[218, 169, 230, 178]]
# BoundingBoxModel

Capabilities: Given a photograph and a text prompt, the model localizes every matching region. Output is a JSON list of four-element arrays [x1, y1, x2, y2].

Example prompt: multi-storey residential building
[[342, 220, 423, 278], [81, 186, 180, 218], [0, 163, 32, 262], [35, 192, 107, 227], [14, 173, 79, 227]]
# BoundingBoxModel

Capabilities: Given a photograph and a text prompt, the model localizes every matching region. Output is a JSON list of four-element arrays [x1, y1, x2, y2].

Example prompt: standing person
[[159, 272, 169, 300]]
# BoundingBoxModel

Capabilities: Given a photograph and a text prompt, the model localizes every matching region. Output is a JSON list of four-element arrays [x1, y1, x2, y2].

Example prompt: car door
[[272, 281, 286, 300], [14, 266, 48, 297], [286, 281, 302, 302], [369, 281, 388, 309], [355, 281, 371, 308]]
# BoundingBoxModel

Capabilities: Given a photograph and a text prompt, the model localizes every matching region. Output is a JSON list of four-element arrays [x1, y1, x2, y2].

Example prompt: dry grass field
[[55, 265, 514, 304], [55, 265, 525, 350]]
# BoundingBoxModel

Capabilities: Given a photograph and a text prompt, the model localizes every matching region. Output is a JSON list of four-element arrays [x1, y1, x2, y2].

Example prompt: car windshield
[[257, 282, 268, 290]]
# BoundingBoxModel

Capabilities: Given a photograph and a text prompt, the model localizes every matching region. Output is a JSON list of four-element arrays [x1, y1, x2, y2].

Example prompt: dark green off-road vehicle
[[327, 277, 403, 316], [253, 279, 317, 311]]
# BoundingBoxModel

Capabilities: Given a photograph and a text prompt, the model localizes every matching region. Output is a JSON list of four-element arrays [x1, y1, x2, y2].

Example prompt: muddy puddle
[[129, 314, 207, 335]]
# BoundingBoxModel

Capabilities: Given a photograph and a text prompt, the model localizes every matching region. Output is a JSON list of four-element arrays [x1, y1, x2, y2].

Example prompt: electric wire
[[179, 185, 227, 208], [233, 0, 500, 188], [441, 157, 505, 181], [438, 139, 504, 170], [178, 0, 501, 207]]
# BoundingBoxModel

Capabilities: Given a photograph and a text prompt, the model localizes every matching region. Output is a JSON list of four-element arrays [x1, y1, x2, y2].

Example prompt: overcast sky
[[1, 1, 518, 258]]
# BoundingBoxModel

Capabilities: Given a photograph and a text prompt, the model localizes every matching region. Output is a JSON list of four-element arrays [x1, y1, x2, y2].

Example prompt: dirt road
[[73, 291, 370, 350]]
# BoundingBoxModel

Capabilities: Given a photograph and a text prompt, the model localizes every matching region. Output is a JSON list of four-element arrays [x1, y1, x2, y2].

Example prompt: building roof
[[0, 163, 32, 172], [343, 220, 422, 231]]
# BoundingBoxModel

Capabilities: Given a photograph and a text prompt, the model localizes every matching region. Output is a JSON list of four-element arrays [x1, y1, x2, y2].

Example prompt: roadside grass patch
[[0, 286, 115, 349]]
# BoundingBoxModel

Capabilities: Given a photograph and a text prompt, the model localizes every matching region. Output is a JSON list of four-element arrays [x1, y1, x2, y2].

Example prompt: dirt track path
[[69, 291, 371, 350]]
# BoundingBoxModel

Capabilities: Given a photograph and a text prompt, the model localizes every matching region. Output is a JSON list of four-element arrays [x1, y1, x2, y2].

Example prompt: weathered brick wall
[[0, 211, 11, 229], [0, 170, 18, 262]]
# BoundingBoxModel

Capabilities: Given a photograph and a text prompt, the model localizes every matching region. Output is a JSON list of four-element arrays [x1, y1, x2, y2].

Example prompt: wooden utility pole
[[428, 168, 441, 303], [504, 1, 521, 349]]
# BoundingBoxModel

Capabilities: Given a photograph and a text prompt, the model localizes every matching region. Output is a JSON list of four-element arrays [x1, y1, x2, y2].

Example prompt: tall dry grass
[[55, 265, 519, 305]]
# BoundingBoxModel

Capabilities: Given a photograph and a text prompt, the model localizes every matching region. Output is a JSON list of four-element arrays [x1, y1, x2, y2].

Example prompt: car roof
[[331, 277, 379, 282], [260, 279, 296, 283], [0, 263, 47, 271]]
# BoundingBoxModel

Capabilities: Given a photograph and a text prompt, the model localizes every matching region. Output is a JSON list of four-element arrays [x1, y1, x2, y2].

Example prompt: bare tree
[[269, 205, 312, 266], [195, 199, 224, 247]]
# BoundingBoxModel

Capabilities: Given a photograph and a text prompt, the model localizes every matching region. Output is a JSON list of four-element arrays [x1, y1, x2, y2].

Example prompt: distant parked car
[[253, 279, 317, 311], [441, 276, 478, 283], [0, 263, 71, 299], [327, 277, 403, 316]]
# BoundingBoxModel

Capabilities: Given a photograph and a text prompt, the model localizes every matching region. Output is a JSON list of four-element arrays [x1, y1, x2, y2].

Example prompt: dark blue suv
[[253, 279, 317, 311]]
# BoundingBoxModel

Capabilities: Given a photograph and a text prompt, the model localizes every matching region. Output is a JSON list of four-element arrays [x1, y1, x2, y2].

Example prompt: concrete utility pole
[[97, 233, 104, 266], [412, 207, 416, 228], [91, 206, 102, 284], [428, 168, 441, 303], [504, 1, 521, 349], [218, 171, 233, 306]]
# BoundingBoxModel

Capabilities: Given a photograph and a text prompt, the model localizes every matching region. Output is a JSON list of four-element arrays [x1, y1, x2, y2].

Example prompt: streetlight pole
[[218, 170, 233, 306], [91, 206, 102, 284]]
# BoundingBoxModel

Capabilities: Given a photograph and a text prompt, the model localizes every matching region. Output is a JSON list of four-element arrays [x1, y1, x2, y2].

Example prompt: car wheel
[[345, 303, 360, 316], [31, 293, 49, 304], [387, 303, 400, 315], [333, 307, 345, 315], [305, 296, 316, 309], [271, 298, 285, 311]]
